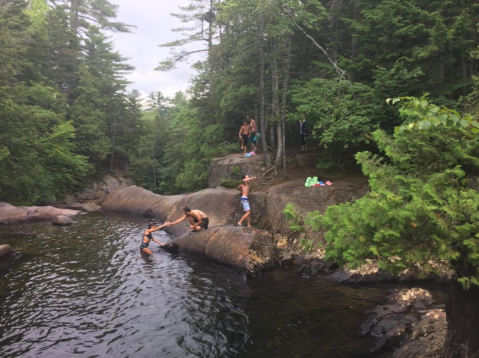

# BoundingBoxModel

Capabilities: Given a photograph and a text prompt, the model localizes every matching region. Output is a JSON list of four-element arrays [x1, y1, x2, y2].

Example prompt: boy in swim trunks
[[238, 174, 257, 228], [167, 207, 209, 233], [246, 116, 258, 152], [239, 120, 251, 155]]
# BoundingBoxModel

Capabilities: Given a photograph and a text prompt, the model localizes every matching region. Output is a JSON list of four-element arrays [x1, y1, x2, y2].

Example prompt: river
[[0, 211, 421, 358]]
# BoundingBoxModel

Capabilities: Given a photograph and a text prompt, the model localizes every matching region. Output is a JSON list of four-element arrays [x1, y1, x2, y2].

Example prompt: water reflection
[[0, 212, 398, 358]]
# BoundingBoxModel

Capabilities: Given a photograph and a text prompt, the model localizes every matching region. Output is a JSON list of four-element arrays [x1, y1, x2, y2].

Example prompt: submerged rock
[[0, 202, 79, 225], [0, 244, 13, 259], [165, 226, 277, 276], [51, 215, 73, 226]]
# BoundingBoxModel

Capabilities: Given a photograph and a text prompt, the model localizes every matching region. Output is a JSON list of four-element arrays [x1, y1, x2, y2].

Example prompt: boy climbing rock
[[238, 174, 257, 228]]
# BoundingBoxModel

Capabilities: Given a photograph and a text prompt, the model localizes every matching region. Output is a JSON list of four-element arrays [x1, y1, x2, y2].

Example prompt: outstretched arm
[[243, 176, 257, 182], [145, 223, 167, 235], [168, 215, 187, 226]]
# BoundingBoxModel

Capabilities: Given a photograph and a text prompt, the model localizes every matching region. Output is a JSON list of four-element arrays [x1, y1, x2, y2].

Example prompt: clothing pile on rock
[[245, 151, 256, 157], [304, 176, 332, 187]]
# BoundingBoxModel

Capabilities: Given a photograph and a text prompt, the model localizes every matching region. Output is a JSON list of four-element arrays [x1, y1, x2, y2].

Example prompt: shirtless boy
[[246, 116, 257, 152], [239, 120, 251, 155], [238, 174, 257, 228], [167, 207, 209, 233]]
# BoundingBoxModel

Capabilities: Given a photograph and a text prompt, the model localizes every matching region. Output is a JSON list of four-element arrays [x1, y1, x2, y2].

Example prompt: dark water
[[0, 212, 430, 358]]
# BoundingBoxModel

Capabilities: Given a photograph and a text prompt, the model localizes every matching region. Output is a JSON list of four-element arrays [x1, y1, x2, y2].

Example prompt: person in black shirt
[[300, 118, 308, 151]]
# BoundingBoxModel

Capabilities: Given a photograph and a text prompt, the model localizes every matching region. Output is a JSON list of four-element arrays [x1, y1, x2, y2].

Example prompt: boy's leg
[[246, 214, 251, 228], [238, 211, 250, 226]]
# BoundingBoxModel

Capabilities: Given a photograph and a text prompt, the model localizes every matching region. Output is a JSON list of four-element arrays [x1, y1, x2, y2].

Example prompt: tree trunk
[[258, 10, 269, 165], [281, 37, 292, 171], [270, 57, 278, 149], [444, 282, 479, 358], [110, 122, 116, 171], [350, 0, 359, 82]]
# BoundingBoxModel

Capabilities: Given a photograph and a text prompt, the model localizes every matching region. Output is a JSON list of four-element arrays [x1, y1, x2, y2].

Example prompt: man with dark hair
[[246, 115, 258, 152], [239, 119, 251, 155], [238, 174, 257, 228], [167, 207, 209, 233]]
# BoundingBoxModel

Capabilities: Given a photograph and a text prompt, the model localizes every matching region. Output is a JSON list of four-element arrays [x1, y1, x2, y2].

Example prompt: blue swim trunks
[[241, 196, 250, 211]]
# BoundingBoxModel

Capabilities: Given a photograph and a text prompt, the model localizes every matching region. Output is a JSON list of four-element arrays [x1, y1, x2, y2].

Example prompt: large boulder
[[265, 178, 369, 235], [70, 175, 135, 206], [0, 202, 79, 225], [102, 186, 267, 237], [361, 288, 446, 358], [208, 153, 267, 188], [207, 151, 323, 188], [166, 226, 277, 276], [0, 244, 13, 259]]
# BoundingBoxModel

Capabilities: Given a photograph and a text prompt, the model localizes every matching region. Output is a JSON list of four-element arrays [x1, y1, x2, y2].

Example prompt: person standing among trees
[[300, 118, 308, 151], [247, 115, 258, 152], [239, 119, 252, 155], [238, 175, 257, 228]]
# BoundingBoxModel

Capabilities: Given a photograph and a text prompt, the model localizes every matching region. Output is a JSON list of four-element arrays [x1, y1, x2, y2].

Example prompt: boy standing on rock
[[247, 115, 258, 152], [239, 119, 251, 155], [238, 175, 257, 228]]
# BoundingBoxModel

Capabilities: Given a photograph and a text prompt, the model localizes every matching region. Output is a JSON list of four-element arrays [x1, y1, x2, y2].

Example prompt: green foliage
[[283, 203, 305, 233], [219, 165, 242, 188], [290, 78, 381, 151], [286, 99, 479, 289]]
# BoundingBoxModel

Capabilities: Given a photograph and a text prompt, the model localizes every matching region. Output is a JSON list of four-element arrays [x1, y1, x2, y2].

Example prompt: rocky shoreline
[[0, 152, 450, 356], [361, 288, 446, 358]]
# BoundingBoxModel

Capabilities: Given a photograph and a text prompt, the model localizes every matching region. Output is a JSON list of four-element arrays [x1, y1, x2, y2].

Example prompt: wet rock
[[0, 202, 79, 225], [362, 288, 446, 358], [0, 244, 13, 259], [59, 202, 100, 212], [327, 262, 395, 284], [51, 215, 73, 226], [265, 178, 369, 236], [165, 226, 277, 276]]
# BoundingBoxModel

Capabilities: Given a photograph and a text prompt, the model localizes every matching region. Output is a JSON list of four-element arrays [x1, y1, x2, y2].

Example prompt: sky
[[107, 0, 204, 100]]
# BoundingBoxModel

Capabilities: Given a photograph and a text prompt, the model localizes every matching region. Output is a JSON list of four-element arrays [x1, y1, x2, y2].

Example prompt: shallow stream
[[0, 212, 438, 358]]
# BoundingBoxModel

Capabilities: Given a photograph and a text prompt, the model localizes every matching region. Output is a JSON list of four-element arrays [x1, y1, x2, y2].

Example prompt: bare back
[[191, 210, 208, 219]]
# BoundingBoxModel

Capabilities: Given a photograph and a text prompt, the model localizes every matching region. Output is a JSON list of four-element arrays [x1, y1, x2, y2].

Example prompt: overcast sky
[[108, 0, 204, 100]]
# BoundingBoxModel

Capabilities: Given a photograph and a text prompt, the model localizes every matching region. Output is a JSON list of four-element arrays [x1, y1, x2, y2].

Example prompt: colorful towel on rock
[[304, 177, 332, 187]]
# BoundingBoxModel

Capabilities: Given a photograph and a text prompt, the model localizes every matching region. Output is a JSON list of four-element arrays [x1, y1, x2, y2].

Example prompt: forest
[[2, 0, 479, 356], [1, 0, 478, 205]]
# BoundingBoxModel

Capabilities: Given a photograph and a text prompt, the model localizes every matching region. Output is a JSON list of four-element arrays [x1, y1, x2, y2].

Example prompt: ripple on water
[[0, 212, 250, 358]]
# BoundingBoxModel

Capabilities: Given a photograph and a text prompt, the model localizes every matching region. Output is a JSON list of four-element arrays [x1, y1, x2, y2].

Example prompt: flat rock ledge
[[165, 226, 277, 276], [0, 202, 79, 225], [361, 288, 446, 358]]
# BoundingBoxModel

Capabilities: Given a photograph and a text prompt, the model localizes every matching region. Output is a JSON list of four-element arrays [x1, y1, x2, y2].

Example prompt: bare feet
[[237, 222, 243, 226], [246, 225, 251, 228]]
